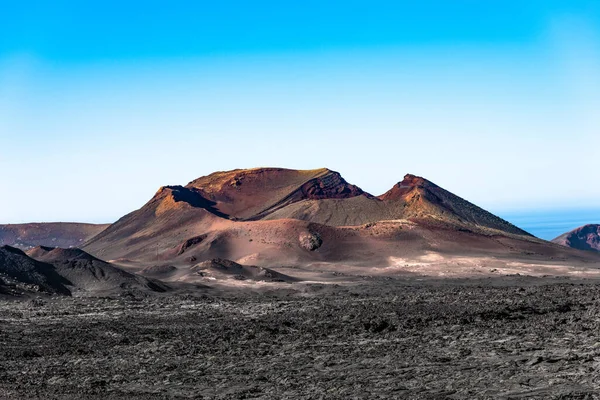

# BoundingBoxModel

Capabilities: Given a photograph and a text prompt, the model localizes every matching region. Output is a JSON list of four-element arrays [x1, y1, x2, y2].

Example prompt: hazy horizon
[[2, 1, 599, 227], [2, 194, 597, 241]]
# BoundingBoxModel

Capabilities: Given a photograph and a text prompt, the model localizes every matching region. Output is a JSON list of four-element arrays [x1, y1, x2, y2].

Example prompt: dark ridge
[[0, 245, 28, 256]]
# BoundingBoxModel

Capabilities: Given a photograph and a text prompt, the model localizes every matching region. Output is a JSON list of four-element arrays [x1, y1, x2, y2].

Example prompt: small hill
[[189, 258, 298, 282], [27, 246, 169, 295], [0, 222, 109, 249], [0, 246, 71, 296], [552, 224, 600, 252]]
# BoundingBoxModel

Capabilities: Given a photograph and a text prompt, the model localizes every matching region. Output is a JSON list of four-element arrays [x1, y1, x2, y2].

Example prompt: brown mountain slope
[[552, 224, 600, 252], [0, 222, 109, 249], [379, 174, 529, 235], [87, 215, 600, 281], [84, 185, 226, 261]]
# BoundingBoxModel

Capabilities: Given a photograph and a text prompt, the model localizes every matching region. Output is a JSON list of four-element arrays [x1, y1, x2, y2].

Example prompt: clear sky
[[1, 1, 599, 225]]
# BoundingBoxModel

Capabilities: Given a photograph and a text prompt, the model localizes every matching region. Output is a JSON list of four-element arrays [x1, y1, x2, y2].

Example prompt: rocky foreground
[[1, 278, 600, 399]]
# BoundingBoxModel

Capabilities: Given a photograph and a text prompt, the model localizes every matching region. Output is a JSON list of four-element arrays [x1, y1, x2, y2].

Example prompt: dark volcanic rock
[[1, 279, 600, 398], [26, 246, 169, 295], [0, 246, 71, 295]]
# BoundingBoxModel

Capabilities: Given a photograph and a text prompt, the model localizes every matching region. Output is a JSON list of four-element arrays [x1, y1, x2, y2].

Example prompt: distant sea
[[497, 208, 600, 241]]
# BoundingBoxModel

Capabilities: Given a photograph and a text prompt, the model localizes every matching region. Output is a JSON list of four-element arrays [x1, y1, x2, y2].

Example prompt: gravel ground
[[1, 279, 600, 399]]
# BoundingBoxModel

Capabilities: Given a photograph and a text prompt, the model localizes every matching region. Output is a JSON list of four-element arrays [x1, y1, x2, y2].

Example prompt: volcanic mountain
[[83, 167, 600, 275], [0, 222, 109, 249], [552, 224, 600, 252]]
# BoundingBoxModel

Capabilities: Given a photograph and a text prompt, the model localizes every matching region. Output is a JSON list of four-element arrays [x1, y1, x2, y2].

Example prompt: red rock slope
[[552, 224, 600, 252]]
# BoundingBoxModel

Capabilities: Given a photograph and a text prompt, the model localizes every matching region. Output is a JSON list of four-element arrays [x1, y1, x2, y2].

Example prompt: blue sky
[[1, 1, 599, 232]]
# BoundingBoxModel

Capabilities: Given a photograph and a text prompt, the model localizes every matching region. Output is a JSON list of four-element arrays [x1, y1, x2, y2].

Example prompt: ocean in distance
[[498, 208, 600, 241]]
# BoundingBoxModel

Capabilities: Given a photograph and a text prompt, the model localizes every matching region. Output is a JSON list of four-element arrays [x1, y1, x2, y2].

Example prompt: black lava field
[[1, 278, 600, 399]]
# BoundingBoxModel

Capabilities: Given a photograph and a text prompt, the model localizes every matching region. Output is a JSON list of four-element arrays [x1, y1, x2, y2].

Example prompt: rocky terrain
[[553, 224, 600, 253], [1, 278, 600, 399], [2, 167, 600, 399]]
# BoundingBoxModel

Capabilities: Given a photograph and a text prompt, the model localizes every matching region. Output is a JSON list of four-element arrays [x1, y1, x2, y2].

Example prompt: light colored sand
[[386, 252, 600, 278]]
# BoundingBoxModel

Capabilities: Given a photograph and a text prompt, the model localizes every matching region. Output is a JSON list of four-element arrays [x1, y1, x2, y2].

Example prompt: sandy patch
[[385, 252, 600, 278]]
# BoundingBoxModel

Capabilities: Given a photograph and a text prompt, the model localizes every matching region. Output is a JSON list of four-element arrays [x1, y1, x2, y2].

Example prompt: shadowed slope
[[552, 224, 600, 252], [0, 246, 71, 295], [262, 195, 390, 226], [27, 246, 169, 294]]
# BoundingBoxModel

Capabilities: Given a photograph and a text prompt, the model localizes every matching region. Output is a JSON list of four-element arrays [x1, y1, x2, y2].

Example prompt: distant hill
[[552, 224, 600, 252], [0, 222, 109, 249]]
